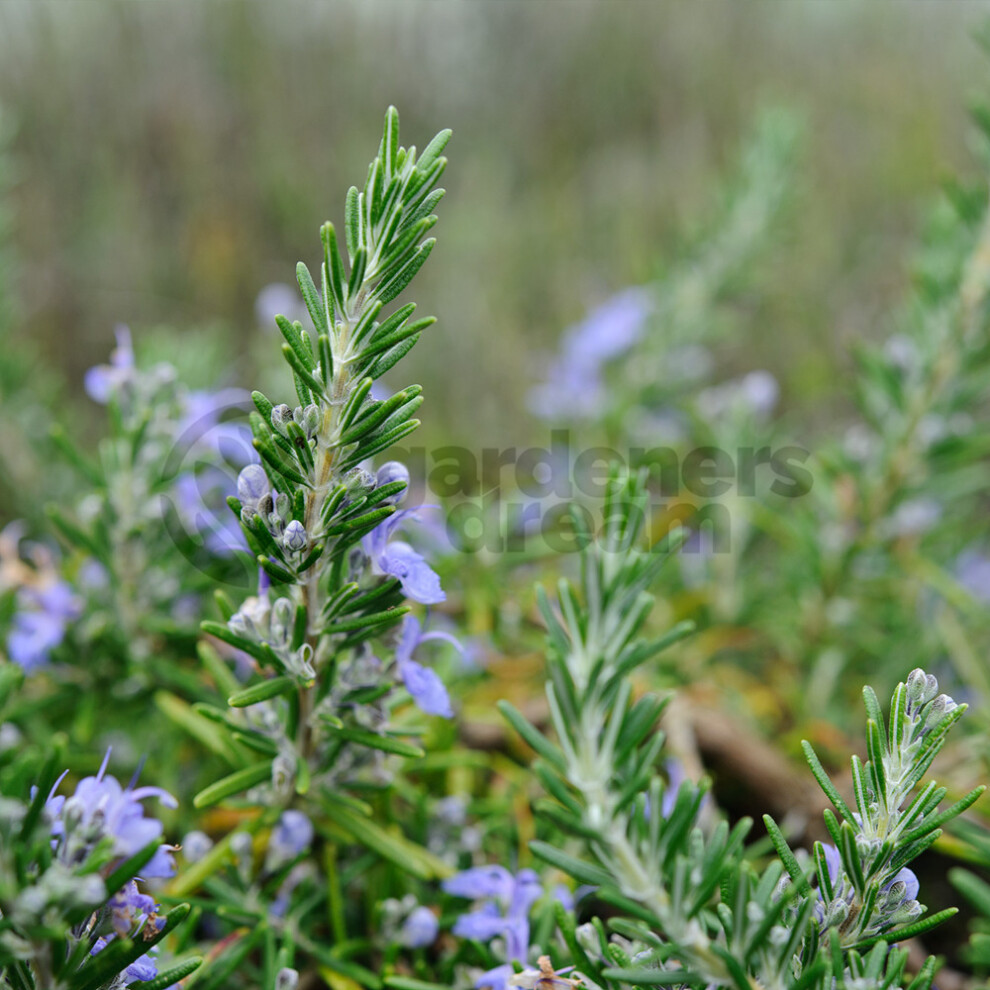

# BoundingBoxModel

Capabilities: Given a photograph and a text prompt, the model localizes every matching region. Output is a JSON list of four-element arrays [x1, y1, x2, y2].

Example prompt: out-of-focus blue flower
[[696, 369, 779, 421], [887, 497, 942, 538], [175, 387, 255, 473], [78, 558, 110, 589], [84, 325, 135, 403], [268, 810, 313, 868], [45, 750, 177, 878], [256, 282, 308, 329], [7, 580, 81, 672], [364, 509, 445, 604], [529, 287, 655, 420], [399, 905, 440, 948], [394, 614, 461, 718], [177, 388, 251, 444], [270, 862, 317, 918], [172, 468, 250, 557], [956, 550, 990, 603], [444, 865, 515, 900], [169, 387, 257, 558], [660, 757, 686, 818], [444, 867, 544, 990], [181, 830, 214, 863]]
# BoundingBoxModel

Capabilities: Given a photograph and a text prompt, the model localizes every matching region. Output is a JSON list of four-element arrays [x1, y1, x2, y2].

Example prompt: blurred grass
[[0, 0, 987, 451]]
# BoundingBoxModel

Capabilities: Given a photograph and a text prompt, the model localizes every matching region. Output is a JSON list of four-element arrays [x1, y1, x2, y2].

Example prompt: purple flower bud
[[376, 461, 410, 501], [400, 905, 439, 948], [883, 869, 918, 904], [91, 938, 160, 983], [238, 464, 270, 504], [283, 520, 307, 552]]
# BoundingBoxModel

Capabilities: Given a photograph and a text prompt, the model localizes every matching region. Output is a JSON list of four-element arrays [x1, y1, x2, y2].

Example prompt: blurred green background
[[0, 0, 988, 453]]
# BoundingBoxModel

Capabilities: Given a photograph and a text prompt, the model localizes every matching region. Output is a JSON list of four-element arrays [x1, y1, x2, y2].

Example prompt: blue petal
[[443, 865, 515, 900], [380, 542, 445, 604], [401, 660, 453, 718]]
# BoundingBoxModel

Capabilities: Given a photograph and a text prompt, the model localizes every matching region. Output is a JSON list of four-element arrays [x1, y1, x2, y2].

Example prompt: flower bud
[[182, 830, 213, 863], [376, 461, 410, 502], [283, 520, 307, 552], [271, 404, 293, 437], [300, 403, 321, 437], [925, 693, 959, 732], [344, 467, 376, 495], [237, 465, 270, 504], [907, 668, 938, 709], [276, 969, 299, 990], [274, 492, 291, 522]]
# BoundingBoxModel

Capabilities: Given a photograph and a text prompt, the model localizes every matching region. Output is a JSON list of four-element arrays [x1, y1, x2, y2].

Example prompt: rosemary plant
[[485, 470, 983, 990]]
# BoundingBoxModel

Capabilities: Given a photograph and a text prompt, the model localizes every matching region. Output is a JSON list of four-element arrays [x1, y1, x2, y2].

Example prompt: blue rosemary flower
[[7, 579, 80, 672], [956, 549, 990, 603], [696, 369, 780, 421], [394, 614, 461, 718], [44, 750, 177, 878], [267, 810, 313, 869], [35, 753, 177, 986], [173, 467, 250, 557], [529, 287, 654, 420], [255, 282, 308, 329], [363, 508, 445, 604], [444, 866, 544, 990], [83, 325, 136, 403], [175, 387, 253, 455]]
